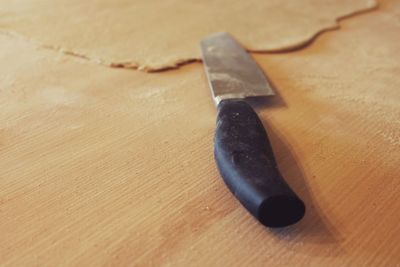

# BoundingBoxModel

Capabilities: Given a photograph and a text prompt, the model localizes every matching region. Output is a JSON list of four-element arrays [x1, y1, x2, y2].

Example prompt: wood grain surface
[[0, 0, 399, 266]]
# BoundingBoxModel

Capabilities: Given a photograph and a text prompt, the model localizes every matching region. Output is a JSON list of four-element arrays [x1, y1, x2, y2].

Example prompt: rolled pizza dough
[[0, 0, 376, 71]]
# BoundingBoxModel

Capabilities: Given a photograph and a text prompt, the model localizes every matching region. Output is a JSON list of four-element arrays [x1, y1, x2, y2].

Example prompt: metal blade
[[200, 32, 275, 106]]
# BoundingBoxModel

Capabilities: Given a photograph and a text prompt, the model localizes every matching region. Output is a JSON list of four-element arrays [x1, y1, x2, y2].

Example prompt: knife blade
[[200, 32, 305, 227]]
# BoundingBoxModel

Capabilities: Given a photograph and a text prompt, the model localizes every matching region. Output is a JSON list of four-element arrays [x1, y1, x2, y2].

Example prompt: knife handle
[[214, 99, 305, 227]]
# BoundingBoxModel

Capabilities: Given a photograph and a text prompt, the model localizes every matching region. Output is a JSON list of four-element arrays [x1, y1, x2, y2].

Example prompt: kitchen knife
[[200, 32, 305, 228]]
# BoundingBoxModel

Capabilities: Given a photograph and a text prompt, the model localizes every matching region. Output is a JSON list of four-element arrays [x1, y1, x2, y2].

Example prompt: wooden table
[[1, 0, 399, 266]]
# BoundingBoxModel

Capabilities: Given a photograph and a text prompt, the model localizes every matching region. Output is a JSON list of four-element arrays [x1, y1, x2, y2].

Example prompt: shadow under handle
[[214, 99, 305, 227]]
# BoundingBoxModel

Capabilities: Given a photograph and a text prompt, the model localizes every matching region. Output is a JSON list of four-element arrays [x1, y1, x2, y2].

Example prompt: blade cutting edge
[[200, 32, 274, 106]]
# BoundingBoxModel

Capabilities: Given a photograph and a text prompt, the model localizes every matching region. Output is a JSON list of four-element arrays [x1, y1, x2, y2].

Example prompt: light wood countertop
[[0, 1, 399, 266]]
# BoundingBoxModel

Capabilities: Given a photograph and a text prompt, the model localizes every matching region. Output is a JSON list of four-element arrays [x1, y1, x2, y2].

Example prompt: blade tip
[[201, 32, 232, 43]]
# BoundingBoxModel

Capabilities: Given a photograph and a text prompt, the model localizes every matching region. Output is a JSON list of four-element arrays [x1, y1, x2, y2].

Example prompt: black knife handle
[[214, 99, 305, 227]]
